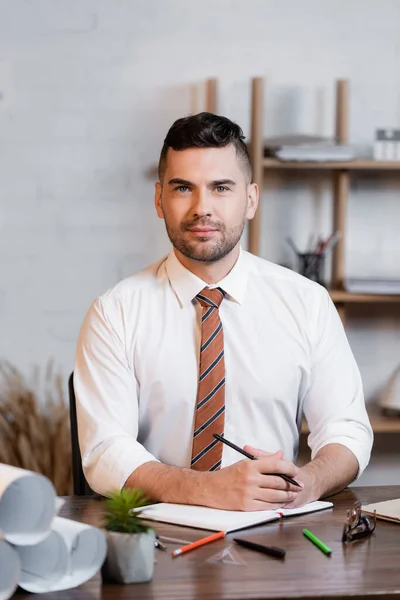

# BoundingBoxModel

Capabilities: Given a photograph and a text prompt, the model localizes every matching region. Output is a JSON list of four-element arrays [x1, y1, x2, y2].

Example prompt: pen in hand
[[212, 433, 301, 488]]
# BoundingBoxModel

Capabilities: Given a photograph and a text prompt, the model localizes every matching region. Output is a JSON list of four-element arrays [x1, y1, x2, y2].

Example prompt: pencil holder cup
[[298, 253, 325, 285]]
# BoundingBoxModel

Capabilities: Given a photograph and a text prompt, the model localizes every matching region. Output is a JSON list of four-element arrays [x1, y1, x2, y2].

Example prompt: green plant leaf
[[103, 488, 153, 534]]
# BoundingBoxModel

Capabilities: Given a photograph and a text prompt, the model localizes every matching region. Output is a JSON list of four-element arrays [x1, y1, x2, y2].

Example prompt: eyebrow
[[168, 178, 194, 186], [167, 178, 237, 187]]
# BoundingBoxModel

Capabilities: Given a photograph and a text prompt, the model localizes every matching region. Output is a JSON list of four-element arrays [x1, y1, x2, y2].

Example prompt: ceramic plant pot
[[102, 529, 156, 584]]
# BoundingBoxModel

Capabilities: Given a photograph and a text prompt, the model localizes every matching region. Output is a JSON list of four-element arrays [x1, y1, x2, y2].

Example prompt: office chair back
[[68, 372, 94, 496]]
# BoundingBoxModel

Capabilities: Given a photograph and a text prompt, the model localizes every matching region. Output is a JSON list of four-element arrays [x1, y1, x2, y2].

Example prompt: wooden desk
[[22, 487, 400, 600]]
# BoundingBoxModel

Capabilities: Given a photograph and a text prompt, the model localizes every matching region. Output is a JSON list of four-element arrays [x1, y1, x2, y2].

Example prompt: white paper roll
[[50, 517, 107, 590], [0, 464, 56, 545], [0, 540, 20, 600], [17, 517, 106, 592], [16, 529, 69, 593]]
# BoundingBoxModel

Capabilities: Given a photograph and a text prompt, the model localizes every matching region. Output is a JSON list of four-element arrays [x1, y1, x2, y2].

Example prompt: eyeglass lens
[[342, 502, 376, 542]]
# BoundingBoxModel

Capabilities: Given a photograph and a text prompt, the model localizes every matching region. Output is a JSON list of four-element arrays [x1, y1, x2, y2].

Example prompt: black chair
[[68, 372, 95, 496]]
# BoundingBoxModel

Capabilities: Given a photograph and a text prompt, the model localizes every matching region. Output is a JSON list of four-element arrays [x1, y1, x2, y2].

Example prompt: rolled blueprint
[[16, 516, 107, 592], [0, 463, 56, 545], [0, 540, 20, 600]]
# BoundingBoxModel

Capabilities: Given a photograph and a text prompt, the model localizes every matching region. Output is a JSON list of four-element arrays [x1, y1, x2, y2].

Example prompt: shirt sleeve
[[74, 297, 159, 496], [303, 288, 373, 478]]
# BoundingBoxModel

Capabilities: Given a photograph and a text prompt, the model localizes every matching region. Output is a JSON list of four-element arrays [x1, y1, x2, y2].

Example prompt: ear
[[246, 182, 259, 220], [154, 182, 164, 219]]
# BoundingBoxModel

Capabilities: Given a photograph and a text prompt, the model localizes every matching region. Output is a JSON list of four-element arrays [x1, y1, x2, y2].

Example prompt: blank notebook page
[[138, 500, 333, 533]]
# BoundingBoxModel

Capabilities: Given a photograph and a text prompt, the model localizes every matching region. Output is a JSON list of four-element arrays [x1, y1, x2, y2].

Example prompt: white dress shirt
[[74, 249, 373, 496]]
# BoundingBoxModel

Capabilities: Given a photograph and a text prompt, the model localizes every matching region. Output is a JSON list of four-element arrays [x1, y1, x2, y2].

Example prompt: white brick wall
[[1, 0, 399, 413]]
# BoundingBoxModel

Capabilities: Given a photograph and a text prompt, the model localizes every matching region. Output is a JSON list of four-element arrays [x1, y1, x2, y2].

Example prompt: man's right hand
[[200, 451, 302, 511]]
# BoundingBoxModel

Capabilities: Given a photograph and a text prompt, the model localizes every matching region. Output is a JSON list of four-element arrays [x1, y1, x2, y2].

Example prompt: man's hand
[[244, 443, 360, 510], [242, 445, 309, 509], [127, 451, 302, 511], [199, 450, 303, 511], [125, 443, 357, 512], [282, 444, 359, 509]]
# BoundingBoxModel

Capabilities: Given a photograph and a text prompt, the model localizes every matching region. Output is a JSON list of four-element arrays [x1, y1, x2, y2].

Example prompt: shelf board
[[263, 158, 400, 171], [302, 412, 400, 435], [329, 290, 400, 303]]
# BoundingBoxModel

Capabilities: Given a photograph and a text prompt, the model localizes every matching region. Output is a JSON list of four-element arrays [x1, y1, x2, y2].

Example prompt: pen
[[171, 531, 225, 558], [213, 433, 301, 488], [303, 528, 332, 556], [320, 231, 341, 254], [154, 538, 167, 551], [285, 236, 299, 255], [158, 535, 191, 545], [233, 538, 286, 559]]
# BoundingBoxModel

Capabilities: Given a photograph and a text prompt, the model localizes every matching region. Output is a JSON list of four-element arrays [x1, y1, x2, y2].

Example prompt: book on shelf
[[263, 134, 356, 162], [379, 366, 400, 415], [344, 278, 400, 295]]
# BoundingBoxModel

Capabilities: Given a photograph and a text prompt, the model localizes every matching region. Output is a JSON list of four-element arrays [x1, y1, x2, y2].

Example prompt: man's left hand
[[243, 445, 316, 509]]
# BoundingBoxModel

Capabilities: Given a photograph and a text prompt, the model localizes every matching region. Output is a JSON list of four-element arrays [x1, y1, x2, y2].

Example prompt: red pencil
[[171, 530, 225, 557]]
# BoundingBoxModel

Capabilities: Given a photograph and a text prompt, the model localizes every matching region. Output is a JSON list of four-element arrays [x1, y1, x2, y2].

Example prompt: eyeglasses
[[342, 501, 376, 543]]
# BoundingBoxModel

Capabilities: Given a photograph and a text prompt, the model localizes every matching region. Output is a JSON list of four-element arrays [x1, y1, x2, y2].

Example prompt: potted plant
[[101, 488, 156, 584]]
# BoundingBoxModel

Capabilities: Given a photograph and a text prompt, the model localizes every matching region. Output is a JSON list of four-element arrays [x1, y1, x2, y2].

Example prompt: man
[[74, 112, 373, 510]]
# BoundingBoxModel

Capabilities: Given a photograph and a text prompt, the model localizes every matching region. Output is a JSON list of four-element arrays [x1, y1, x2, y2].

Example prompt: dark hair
[[158, 112, 252, 183]]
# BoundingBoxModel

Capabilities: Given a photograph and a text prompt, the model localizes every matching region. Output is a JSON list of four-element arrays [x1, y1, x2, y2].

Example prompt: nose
[[191, 187, 212, 217]]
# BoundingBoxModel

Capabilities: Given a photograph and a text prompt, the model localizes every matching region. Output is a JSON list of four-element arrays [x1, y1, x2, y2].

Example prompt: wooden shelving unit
[[263, 158, 400, 170], [205, 78, 218, 113], [205, 78, 400, 446], [302, 411, 400, 435], [329, 290, 400, 303], [249, 77, 400, 322]]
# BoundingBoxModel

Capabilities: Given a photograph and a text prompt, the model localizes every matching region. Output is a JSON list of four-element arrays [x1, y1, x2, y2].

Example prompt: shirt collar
[[165, 248, 249, 307]]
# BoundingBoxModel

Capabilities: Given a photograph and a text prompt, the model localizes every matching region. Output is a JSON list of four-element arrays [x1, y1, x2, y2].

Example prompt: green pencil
[[303, 528, 332, 556]]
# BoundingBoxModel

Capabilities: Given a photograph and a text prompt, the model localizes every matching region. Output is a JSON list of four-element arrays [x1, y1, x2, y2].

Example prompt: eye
[[174, 185, 190, 193], [215, 186, 229, 193]]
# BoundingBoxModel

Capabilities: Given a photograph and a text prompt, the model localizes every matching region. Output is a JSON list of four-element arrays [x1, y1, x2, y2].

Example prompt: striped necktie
[[190, 287, 225, 471]]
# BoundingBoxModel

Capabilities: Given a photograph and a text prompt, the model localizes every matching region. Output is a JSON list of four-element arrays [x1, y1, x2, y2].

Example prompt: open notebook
[[138, 500, 333, 533], [362, 498, 400, 524]]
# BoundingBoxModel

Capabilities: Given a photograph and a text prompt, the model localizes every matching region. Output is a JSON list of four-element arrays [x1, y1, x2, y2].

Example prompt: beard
[[163, 215, 246, 263]]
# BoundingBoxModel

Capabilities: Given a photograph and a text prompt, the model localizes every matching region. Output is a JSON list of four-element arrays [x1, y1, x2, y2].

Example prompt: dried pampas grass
[[0, 362, 73, 495]]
